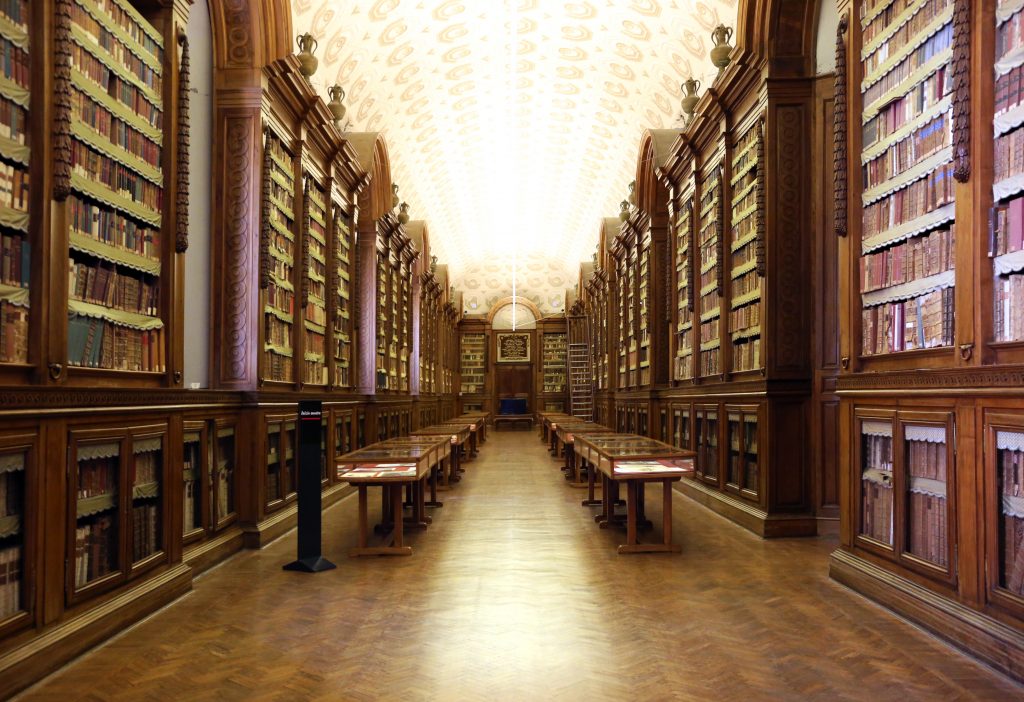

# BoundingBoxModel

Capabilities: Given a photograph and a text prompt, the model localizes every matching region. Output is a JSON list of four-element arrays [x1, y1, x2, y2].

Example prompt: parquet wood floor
[[17, 432, 1024, 701]]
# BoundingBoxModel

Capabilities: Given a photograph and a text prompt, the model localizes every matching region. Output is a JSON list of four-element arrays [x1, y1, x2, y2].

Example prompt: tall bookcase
[[729, 120, 763, 373], [697, 164, 723, 379], [0, 0, 29, 366], [828, 0, 1024, 679], [541, 332, 567, 393], [374, 225, 416, 392], [459, 331, 485, 394], [260, 128, 296, 383]]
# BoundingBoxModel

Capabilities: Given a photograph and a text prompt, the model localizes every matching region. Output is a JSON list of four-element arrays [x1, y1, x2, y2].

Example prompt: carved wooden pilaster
[[53, 0, 73, 201], [215, 111, 261, 387], [833, 15, 848, 237], [176, 32, 191, 253], [951, 0, 971, 182]]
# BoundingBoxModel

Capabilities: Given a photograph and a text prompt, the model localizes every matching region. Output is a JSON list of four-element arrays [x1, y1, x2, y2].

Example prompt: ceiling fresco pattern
[[292, 0, 737, 312]]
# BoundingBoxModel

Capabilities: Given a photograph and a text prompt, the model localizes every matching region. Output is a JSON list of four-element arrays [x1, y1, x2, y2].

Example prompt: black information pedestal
[[283, 400, 336, 573]]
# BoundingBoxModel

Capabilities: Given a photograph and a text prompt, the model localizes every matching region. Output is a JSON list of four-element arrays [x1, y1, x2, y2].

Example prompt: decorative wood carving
[[301, 179, 311, 307], [225, 118, 256, 382], [259, 129, 273, 290], [176, 31, 191, 253], [756, 117, 767, 274], [833, 15, 848, 237], [773, 105, 806, 371], [53, 0, 73, 201], [951, 0, 971, 182]]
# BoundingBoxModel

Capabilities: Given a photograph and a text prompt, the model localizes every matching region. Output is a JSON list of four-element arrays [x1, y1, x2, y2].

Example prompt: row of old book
[[863, 67, 949, 150], [0, 161, 29, 212], [71, 5, 162, 92], [0, 37, 28, 90], [865, 0, 952, 70], [908, 436, 949, 480], [76, 456, 117, 500], [994, 274, 1024, 342], [91, 0, 164, 62], [0, 469, 18, 518], [70, 142, 163, 212], [862, 25, 952, 110], [0, 545, 21, 621], [860, 225, 955, 293], [732, 337, 761, 372], [262, 348, 293, 382], [989, 195, 1024, 256], [862, 116, 950, 191], [997, 6, 1024, 62], [68, 259, 160, 316], [0, 300, 25, 363], [74, 515, 116, 587], [862, 481, 894, 544], [0, 0, 27, 28], [304, 359, 327, 385], [0, 98, 26, 146], [264, 315, 291, 348], [71, 44, 162, 129], [134, 449, 159, 486], [861, 0, 948, 47], [0, 231, 28, 288], [862, 161, 955, 242], [130, 502, 159, 563], [71, 89, 162, 168], [907, 492, 949, 566], [67, 315, 165, 371], [995, 64, 1024, 118], [699, 348, 720, 376], [70, 196, 160, 259], [994, 124, 1024, 185], [1000, 446, 1024, 594], [730, 297, 760, 332], [861, 287, 955, 355]]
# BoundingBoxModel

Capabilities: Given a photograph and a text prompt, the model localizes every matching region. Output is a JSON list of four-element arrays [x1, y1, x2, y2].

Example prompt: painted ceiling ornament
[[296, 32, 319, 80], [680, 77, 701, 124], [327, 85, 346, 127], [710, 24, 734, 75]]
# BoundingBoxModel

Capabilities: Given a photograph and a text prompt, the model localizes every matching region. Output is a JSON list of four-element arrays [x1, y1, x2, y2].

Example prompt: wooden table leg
[[357, 486, 368, 548], [625, 480, 638, 546], [583, 461, 601, 506], [392, 484, 404, 547], [663, 478, 672, 546], [427, 464, 443, 507]]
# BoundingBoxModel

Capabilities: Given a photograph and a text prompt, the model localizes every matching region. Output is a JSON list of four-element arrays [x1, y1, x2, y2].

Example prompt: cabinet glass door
[[859, 418, 894, 547], [73, 441, 121, 590], [214, 426, 236, 526], [902, 423, 950, 569], [182, 429, 203, 538], [130, 436, 163, 565]]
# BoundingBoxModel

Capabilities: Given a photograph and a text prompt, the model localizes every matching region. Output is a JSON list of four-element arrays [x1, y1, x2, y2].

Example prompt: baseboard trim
[[242, 483, 356, 549], [829, 549, 1024, 683], [0, 563, 192, 700], [183, 526, 245, 575], [676, 478, 817, 537]]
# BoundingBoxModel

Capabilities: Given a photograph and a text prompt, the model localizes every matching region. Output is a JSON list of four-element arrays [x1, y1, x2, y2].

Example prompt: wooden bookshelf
[[0, 0, 29, 366], [697, 164, 723, 379], [541, 332, 567, 393], [331, 201, 353, 388], [729, 120, 763, 373], [65, 0, 168, 375], [301, 174, 328, 386], [260, 128, 296, 384], [0, 435, 31, 635], [459, 332, 485, 394], [674, 181, 695, 381]]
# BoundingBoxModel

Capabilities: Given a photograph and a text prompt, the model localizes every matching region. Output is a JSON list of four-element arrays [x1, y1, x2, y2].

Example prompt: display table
[[336, 439, 447, 557], [494, 414, 533, 430], [410, 424, 471, 488], [572, 434, 696, 554]]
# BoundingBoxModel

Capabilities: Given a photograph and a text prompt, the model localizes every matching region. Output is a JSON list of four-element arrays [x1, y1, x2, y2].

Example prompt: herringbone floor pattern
[[18, 431, 1023, 701]]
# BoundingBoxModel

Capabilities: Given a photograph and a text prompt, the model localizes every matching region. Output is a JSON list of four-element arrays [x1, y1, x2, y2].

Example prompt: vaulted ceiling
[[292, 0, 737, 313]]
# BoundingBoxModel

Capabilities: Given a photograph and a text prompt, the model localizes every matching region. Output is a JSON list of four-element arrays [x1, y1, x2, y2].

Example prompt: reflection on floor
[[19, 431, 1023, 701]]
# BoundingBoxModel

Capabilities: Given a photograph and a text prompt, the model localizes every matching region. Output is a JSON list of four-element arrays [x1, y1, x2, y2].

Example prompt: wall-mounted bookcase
[[264, 417, 296, 508], [302, 176, 328, 385], [459, 332, 485, 394], [858, 0, 956, 357], [0, 0, 29, 366], [675, 190, 694, 381], [67, 0, 167, 373], [331, 202, 353, 388], [542, 332, 567, 393], [67, 424, 167, 605], [0, 440, 28, 629], [993, 3, 1024, 343], [698, 166, 723, 378], [261, 129, 296, 383], [729, 121, 763, 373]]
